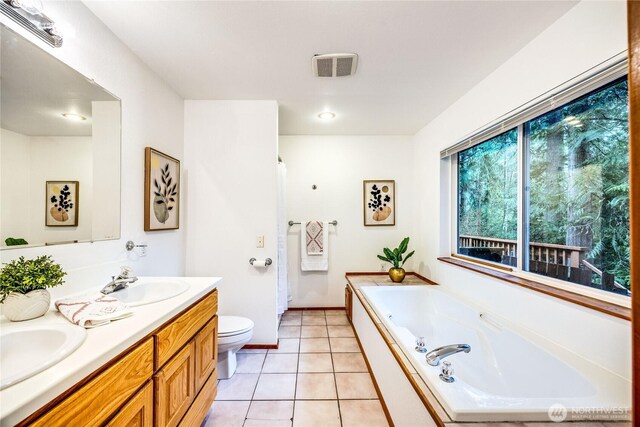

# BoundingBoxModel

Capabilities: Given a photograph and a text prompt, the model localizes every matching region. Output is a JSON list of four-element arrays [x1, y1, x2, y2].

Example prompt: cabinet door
[[154, 342, 196, 427], [106, 381, 153, 427], [194, 316, 217, 392]]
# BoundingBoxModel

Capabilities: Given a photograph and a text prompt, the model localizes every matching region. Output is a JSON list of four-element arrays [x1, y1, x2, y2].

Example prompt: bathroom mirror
[[1, 24, 121, 249]]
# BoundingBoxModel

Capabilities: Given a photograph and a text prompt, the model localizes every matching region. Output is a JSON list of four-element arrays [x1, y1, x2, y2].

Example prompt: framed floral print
[[144, 147, 180, 231], [363, 180, 395, 226], [46, 181, 79, 227]]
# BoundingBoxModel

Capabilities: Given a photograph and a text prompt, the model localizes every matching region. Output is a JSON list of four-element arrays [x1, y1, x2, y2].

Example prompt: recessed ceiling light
[[318, 112, 335, 120], [61, 113, 86, 121]]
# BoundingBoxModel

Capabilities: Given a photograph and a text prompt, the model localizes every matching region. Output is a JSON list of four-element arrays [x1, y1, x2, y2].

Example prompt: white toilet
[[217, 316, 255, 379]]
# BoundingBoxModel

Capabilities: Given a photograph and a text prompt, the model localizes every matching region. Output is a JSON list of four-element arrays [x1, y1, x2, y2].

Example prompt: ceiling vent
[[312, 53, 358, 78]]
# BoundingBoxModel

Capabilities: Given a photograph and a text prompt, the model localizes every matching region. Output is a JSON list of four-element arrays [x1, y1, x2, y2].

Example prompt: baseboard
[[242, 340, 279, 350], [287, 306, 345, 311]]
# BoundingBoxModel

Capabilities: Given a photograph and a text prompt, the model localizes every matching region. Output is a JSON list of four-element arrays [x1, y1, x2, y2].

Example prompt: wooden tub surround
[[345, 273, 632, 426], [0, 279, 220, 427]]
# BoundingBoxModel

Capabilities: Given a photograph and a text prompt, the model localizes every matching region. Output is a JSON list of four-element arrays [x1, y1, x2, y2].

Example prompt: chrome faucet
[[101, 266, 138, 295], [425, 344, 471, 366]]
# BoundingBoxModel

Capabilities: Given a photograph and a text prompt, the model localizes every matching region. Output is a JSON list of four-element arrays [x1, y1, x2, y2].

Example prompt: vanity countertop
[[346, 272, 438, 290], [0, 276, 221, 427]]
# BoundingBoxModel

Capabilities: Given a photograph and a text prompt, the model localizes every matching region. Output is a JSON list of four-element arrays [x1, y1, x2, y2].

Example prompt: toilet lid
[[218, 316, 254, 337]]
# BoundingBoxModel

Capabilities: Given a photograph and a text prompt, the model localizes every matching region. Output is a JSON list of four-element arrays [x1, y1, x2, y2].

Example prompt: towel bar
[[288, 220, 338, 226]]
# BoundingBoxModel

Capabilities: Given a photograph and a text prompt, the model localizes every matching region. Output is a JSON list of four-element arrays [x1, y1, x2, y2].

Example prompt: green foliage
[[377, 237, 415, 269], [0, 256, 66, 303], [4, 237, 28, 246]]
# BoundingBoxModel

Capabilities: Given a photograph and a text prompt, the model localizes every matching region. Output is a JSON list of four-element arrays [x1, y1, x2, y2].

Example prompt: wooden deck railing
[[458, 235, 629, 295]]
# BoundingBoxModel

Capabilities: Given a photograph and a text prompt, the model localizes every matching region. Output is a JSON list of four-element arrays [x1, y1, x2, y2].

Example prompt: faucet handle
[[120, 266, 133, 278], [439, 361, 455, 383], [415, 336, 427, 353]]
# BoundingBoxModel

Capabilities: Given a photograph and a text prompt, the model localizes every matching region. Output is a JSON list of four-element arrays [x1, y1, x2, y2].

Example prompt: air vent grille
[[312, 53, 358, 78]]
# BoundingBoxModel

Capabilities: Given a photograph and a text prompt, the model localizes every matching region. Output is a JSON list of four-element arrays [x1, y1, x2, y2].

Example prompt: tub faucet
[[425, 344, 471, 366], [101, 266, 138, 295]]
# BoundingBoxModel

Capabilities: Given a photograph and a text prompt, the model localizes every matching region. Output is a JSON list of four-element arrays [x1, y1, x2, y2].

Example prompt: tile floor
[[203, 309, 389, 427]]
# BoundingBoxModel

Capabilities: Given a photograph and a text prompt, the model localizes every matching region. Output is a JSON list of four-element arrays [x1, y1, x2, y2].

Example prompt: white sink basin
[[111, 280, 189, 307], [0, 323, 87, 390]]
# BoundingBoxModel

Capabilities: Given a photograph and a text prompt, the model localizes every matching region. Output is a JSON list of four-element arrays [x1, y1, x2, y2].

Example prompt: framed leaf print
[[144, 147, 180, 231], [363, 180, 395, 226], [46, 181, 79, 227]]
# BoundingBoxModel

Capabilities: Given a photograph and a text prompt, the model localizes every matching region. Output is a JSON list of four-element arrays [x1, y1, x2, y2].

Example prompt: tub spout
[[425, 344, 470, 366]]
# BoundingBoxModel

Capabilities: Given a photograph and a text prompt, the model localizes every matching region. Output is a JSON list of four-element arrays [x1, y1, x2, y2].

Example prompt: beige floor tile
[[269, 338, 300, 354], [254, 374, 297, 400], [325, 309, 346, 316], [326, 316, 350, 326], [295, 373, 337, 399], [299, 338, 331, 353], [282, 311, 302, 319], [301, 326, 328, 338], [239, 348, 268, 354], [293, 400, 341, 427], [262, 354, 299, 373], [302, 310, 325, 316], [244, 420, 292, 427], [301, 316, 327, 326], [236, 353, 267, 374], [332, 353, 368, 372], [216, 374, 260, 400], [298, 353, 334, 373], [280, 317, 302, 326], [327, 325, 355, 338], [203, 400, 250, 427], [329, 337, 360, 352], [335, 373, 378, 399], [247, 400, 294, 421], [278, 326, 301, 338], [339, 400, 389, 427]]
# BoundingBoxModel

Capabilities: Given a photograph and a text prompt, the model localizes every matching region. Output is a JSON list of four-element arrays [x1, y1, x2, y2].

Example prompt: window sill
[[437, 256, 631, 321]]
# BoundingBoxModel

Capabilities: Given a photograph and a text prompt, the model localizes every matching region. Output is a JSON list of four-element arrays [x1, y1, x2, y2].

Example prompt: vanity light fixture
[[61, 113, 87, 121], [0, 0, 62, 47], [318, 112, 336, 121]]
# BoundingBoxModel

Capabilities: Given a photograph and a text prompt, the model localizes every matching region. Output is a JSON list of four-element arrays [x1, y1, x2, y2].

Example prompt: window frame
[[450, 63, 631, 309]]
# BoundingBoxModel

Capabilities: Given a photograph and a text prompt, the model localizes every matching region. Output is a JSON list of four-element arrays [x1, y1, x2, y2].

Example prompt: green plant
[[377, 237, 415, 269], [0, 256, 66, 303]]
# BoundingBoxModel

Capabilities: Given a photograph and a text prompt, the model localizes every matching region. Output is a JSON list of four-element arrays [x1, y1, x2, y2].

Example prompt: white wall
[[412, 1, 631, 379], [184, 100, 279, 345], [0, 129, 30, 243], [279, 136, 415, 307], [0, 1, 185, 299]]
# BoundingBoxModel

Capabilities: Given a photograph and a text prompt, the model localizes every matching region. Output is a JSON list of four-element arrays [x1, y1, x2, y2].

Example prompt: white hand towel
[[301, 221, 329, 271], [55, 293, 133, 328]]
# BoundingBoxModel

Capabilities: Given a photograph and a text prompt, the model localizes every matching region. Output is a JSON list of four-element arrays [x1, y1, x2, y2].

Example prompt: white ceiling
[[1, 25, 118, 136], [86, 1, 577, 135]]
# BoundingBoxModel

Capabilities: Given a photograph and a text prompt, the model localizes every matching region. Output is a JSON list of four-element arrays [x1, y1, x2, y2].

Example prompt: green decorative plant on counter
[[377, 237, 415, 283], [0, 255, 66, 321]]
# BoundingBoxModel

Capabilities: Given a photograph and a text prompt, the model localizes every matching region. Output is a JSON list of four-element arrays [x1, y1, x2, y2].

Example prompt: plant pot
[[389, 268, 406, 283], [3, 289, 51, 321]]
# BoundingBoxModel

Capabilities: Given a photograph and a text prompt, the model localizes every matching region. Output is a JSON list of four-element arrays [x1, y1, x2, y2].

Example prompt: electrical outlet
[[257, 235, 264, 248], [380, 263, 386, 272]]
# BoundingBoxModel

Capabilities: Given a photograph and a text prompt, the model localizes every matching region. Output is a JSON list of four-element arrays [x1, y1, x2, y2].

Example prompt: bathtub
[[360, 285, 631, 422]]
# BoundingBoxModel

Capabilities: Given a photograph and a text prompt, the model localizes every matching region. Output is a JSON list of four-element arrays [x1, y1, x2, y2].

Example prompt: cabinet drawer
[[106, 381, 154, 427], [155, 290, 218, 368], [31, 338, 154, 427], [194, 315, 218, 392], [154, 342, 196, 427]]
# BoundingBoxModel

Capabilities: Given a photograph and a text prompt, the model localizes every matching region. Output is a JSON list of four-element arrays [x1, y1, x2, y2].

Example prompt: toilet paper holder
[[249, 257, 272, 266]]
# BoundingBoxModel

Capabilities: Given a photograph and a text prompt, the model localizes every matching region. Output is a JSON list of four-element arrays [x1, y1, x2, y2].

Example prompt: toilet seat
[[218, 316, 254, 337]]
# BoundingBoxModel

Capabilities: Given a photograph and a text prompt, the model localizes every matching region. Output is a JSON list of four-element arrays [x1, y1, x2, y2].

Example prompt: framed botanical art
[[363, 180, 395, 226], [145, 147, 180, 231], [46, 181, 79, 227]]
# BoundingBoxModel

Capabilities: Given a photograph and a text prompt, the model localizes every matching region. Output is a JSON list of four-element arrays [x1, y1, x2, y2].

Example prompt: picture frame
[[363, 180, 395, 226], [46, 181, 79, 227], [144, 147, 180, 231]]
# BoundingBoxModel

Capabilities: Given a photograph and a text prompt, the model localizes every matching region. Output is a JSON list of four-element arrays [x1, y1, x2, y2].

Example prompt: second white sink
[[1, 323, 87, 390], [111, 280, 189, 307]]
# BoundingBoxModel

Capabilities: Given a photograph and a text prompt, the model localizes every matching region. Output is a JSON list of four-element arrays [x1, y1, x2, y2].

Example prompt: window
[[457, 129, 518, 267], [454, 75, 630, 298]]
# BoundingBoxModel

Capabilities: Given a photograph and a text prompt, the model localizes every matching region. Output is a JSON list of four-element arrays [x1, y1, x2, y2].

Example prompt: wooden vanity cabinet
[[345, 284, 353, 323], [21, 289, 218, 427]]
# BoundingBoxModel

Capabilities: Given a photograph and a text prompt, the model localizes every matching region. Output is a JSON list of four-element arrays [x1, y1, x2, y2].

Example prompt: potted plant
[[377, 237, 415, 283], [0, 256, 66, 321]]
